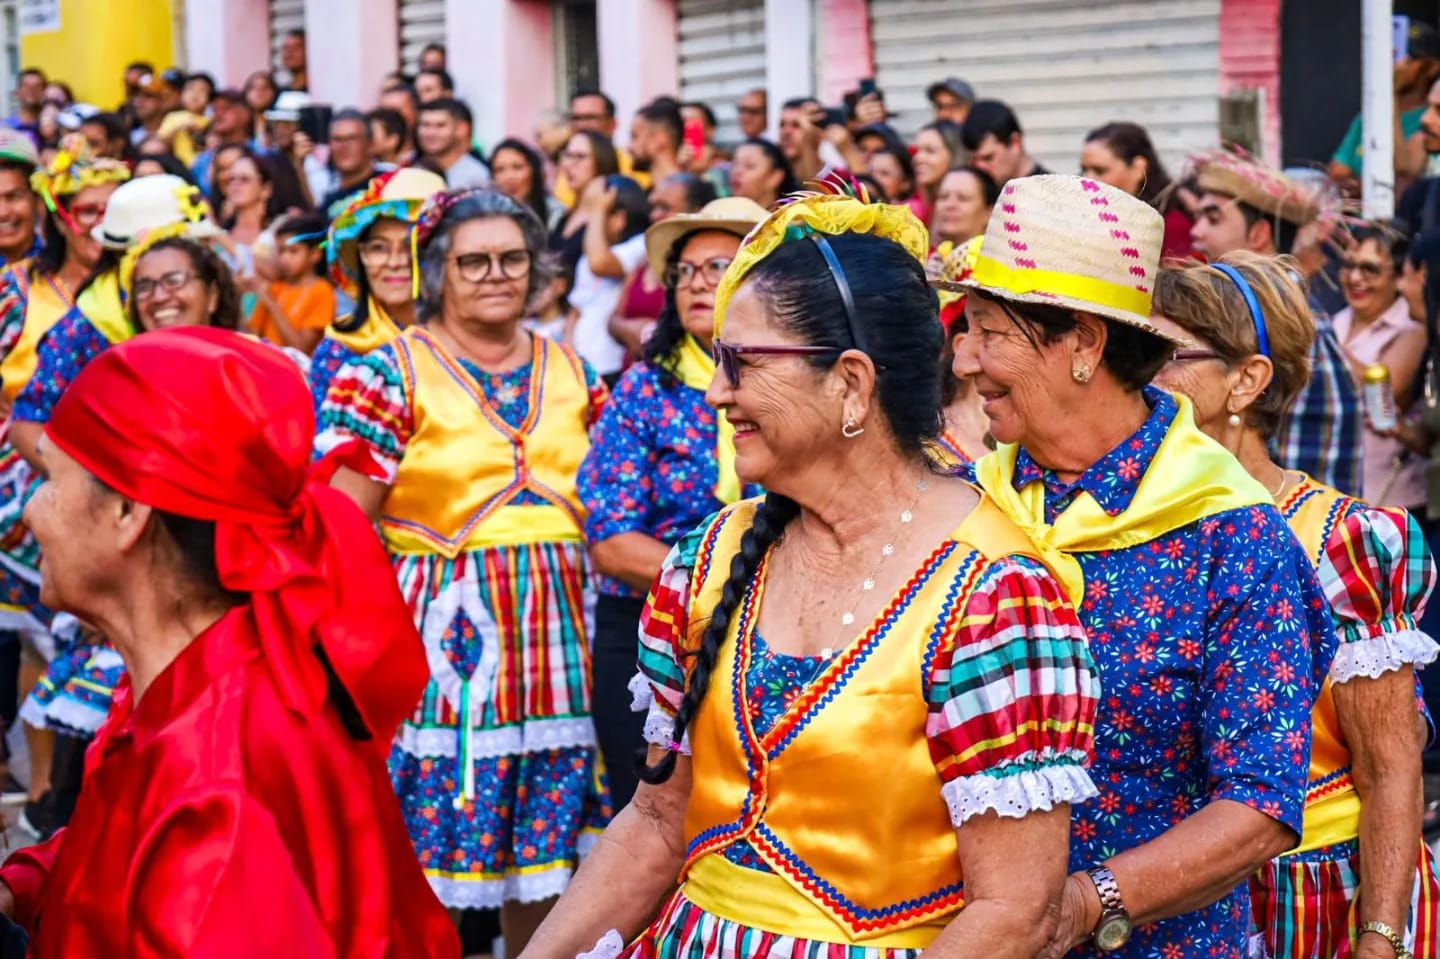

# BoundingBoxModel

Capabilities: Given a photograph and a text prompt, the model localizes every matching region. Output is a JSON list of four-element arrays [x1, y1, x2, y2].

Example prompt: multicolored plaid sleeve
[[633, 519, 715, 752], [926, 553, 1100, 826], [314, 345, 412, 483], [1319, 503, 1440, 683], [0, 268, 25, 362]]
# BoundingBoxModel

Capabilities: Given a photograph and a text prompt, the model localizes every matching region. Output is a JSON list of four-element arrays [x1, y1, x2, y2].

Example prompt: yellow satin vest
[[679, 494, 1045, 946], [326, 296, 404, 357], [1, 266, 74, 401], [380, 327, 591, 557], [1281, 478, 1363, 854]]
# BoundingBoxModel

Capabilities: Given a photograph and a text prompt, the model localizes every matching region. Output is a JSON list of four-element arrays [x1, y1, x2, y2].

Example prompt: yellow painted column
[[20, 0, 175, 109]]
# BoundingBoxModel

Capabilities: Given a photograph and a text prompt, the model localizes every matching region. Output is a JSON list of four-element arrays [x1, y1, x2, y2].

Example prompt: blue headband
[[1211, 263, 1270, 359]]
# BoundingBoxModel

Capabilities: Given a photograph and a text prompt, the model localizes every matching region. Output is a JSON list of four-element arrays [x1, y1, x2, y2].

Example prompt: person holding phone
[[629, 100, 683, 186]]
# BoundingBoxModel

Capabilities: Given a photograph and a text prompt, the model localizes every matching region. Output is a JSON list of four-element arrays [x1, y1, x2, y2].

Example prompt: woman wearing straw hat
[[576, 195, 766, 810], [952, 175, 1335, 958], [523, 180, 1100, 959], [319, 189, 610, 953], [309, 166, 447, 411], [1149, 252, 1440, 959]]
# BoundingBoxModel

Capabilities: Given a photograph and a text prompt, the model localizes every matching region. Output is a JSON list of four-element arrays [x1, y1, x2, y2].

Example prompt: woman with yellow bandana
[[575, 196, 766, 811], [950, 175, 1336, 958], [524, 179, 1101, 959]]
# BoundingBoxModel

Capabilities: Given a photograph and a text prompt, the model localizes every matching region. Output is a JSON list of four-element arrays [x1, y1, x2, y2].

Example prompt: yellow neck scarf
[[77, 271, 130, 345], [975, 392, 1271, 604], [668, 334, 740, 504]]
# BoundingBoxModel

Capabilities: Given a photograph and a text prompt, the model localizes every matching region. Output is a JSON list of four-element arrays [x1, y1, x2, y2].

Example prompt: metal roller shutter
[[869, 0, 1222, 173], [399, 0, 446, 77], [677, 0, 766, 148], [269, 0, 306, 83]]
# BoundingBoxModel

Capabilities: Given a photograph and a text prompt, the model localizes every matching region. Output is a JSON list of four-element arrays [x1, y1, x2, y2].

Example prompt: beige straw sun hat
[[957, 174, 1181, 345], [644, 196, 769, 277]]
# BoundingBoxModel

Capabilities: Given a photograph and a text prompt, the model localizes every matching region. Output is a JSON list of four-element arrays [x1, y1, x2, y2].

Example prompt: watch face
[[1095, 916, 1132, 952]]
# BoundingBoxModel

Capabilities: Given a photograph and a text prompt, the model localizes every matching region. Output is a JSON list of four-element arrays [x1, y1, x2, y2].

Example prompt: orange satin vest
[[380, 327, 591, 557], [1282, 479, 1363, 853], [679, 495, 1043, 945]]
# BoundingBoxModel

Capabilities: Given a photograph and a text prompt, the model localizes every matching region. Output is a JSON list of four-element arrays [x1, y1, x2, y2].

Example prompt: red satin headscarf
[[45, 327, 427, 745]]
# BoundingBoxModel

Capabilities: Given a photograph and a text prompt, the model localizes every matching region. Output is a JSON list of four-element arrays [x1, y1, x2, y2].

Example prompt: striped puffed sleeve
[[314, 343, 413, 483], [629, 516, 717, 755], [1320, 503, 1440, 683], [925, 553, 1100, 827]]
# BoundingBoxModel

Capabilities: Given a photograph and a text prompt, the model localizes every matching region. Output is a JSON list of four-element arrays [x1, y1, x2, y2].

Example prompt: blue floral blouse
[[12, 311, 108, 424], [972, 388, 1335, 959], [577, 361, 757, 598]]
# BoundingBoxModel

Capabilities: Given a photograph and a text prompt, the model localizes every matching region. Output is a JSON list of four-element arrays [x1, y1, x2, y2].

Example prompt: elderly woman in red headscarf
[[0, 327, 459, 958]]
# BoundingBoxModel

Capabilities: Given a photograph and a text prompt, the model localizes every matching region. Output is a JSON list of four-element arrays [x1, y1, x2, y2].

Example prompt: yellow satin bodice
[[1, 266, 75, 401], [679, 495, 1040, 945], [380, 327, 591, 557], [1282, 479, 1363, 853]]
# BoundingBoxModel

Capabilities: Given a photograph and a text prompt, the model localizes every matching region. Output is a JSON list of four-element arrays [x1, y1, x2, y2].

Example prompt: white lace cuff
[[941, 756, 1097, 826], [577, 930, 625, 959], [1330, 628, 1440, 683], [628, 671, 653, 712], [640, 699, 690, 755]]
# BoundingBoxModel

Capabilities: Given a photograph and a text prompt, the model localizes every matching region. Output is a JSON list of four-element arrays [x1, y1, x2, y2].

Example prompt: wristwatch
[[1360, 920, 1414, 959], [1085, 865, 1132, 953]]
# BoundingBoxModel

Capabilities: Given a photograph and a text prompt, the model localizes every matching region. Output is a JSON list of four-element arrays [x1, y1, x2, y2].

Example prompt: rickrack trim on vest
[[1306, 765, 1354, 803], [921, 549, 984, 701], [750, 823, 966, 931]]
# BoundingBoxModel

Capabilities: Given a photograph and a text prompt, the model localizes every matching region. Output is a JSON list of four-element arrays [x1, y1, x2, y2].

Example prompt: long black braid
[[636, 492, 799, 785]]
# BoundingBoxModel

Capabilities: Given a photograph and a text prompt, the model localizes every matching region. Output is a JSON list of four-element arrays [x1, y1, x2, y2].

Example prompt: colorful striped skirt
[[1249, 837, 1440, 958], [18, 617, 123, 736], [615, 889, 923, 959], [388, 540, 610, 909]]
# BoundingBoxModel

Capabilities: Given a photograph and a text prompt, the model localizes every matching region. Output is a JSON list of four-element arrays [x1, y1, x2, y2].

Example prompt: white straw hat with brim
[[91, 174, 221, 250], [956, 174, 1181, 345], [644, 197, 769, 277]]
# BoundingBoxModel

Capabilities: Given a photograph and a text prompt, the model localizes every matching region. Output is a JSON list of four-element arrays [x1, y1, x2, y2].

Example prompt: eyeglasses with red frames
[[711, 339, 840, 389]]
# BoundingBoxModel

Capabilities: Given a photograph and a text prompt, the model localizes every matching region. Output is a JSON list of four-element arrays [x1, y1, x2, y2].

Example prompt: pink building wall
[[1219, 0, 1283, 166], [815, 0, 872, 105], [600, 0, 678, 145], [185, 0, 269, 88], [306, 0, 399, 108]]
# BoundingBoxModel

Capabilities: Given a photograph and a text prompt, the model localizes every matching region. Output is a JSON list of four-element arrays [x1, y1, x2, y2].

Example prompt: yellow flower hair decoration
[[712, 174, 930, 336], [30, 134, 129, 211]]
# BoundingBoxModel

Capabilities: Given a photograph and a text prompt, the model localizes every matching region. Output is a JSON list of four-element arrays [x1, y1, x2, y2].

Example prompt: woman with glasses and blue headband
[[317, 188, 610, 954], [952, 177, 1333, 959], [575, 195, 766, 812], [1151, 252, 1440, 959], [522, 180, 1100, 959]]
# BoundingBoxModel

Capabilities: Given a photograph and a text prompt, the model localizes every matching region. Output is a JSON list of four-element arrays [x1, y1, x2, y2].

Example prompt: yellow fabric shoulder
[[974, 391, 1270, 603], [327, 297, 403, 356]]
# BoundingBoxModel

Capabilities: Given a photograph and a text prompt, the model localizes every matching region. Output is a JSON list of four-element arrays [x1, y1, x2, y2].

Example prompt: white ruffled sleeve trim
[[1330, 628, 1440, 683], [640, 699, 691, 755], [941, 754, 1097, 827], [576, 930, 625, 959], [628, 671, 654, 711]]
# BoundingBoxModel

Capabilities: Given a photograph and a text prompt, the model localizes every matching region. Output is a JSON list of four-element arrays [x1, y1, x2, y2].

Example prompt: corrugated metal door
[[869, 0, 1222, 172], [399, 0, 446, 76], [677, 0, 766, 147], [269, 0, 306, 83]]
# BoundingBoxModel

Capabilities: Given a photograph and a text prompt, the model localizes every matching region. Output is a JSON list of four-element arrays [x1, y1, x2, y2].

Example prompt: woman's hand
[[580, 177, 615, 215], [853, 93, 886, 126], [1037, 875, 1096, 959]]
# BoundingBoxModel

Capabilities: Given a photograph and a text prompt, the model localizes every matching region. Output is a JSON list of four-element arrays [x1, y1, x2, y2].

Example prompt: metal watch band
[[1086, 865, 1125, 914], [1360, 920, 1413, 959]]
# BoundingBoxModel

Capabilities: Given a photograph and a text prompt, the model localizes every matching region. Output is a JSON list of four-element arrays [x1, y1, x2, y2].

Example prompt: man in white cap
[[264, 90, 330, 208]]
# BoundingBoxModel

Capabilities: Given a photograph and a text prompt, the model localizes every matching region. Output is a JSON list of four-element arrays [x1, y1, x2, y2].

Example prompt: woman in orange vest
[[1151, 254, 1440, 959], [320, 188, 610, 954], [521, 182, 1101, 959]]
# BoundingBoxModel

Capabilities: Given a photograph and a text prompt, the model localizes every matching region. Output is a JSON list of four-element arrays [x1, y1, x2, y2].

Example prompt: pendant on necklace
[[840, 612, 855, 626]]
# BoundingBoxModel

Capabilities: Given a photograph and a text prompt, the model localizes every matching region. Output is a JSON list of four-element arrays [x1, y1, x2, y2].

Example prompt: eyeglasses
[[452, 249, 532, 283], [1340, 260, 1389, 280], [224, 173, 260, 186], [666, 257, 732, 289], [568, 112, 608, 124], [711, 339, 840, 389], [1170, 348, 1222, 363], [358, 240, 411, 266], [67, 203, 107, 228], [133, 269, 197, 300], [560, 149, 593, 162]]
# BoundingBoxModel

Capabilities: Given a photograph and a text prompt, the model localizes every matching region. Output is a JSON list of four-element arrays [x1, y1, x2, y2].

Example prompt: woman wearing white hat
[[310, 167, 446, 411], [576, 196, 766, 809], [953, 175, 1334, 957]]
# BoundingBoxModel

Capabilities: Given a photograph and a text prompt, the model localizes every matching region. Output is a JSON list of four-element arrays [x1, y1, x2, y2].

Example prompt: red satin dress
[[0, 605, 460, 959]]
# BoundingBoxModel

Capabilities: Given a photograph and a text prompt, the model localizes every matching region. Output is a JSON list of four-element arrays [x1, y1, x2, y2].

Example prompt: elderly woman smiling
[[524, 184, 1100, 959], [953, 176, 1334, 958], [1150, 253, 1440, 959]]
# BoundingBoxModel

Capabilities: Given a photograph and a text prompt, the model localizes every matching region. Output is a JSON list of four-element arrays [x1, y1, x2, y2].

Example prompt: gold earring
[[1072, 363, 1092, 383]]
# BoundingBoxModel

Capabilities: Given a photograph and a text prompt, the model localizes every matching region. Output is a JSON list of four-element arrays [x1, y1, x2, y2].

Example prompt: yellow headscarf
[[712, 177, 929, 336], [974, 392, 1271, 604]]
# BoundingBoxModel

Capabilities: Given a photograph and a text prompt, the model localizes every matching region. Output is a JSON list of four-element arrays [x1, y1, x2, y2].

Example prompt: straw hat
[[327, 167, 448, 289], [1191, 148, 1318, 226], [956, 174, 1178, 343], [644, 196, 768, 277]]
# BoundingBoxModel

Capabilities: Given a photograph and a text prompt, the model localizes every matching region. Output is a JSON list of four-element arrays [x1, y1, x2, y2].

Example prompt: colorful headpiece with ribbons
[[712, 174, 930, 337], [329, 167, 449, 300], [31, 134, 129, 215]]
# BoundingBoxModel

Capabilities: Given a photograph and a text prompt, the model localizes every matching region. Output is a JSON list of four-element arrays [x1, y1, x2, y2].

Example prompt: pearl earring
[[1228, 413, 1242, 428], [1072, 363, 1092, 383]]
